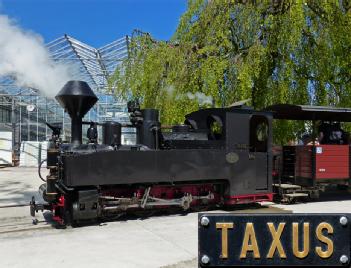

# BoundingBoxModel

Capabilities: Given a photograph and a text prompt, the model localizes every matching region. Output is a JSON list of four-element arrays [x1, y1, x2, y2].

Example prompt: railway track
[[0, 204, 52, 235]]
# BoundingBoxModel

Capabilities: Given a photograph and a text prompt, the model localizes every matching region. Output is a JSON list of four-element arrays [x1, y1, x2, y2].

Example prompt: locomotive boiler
[[30, 80, 273, 226]]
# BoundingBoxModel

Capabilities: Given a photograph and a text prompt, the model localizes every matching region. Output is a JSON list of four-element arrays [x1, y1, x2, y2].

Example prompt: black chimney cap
[[55, 81, 98, 119]]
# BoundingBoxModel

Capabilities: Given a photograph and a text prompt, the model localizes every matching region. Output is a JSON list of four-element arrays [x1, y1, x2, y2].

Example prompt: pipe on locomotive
[[139, 109, 160, 149]]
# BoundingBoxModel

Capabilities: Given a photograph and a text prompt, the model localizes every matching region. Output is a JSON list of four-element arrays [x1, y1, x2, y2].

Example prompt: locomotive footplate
[[199, 213, 350, 267]]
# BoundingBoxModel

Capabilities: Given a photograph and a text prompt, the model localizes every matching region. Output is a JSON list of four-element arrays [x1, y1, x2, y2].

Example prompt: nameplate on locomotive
[[198, 213, 350, 267]]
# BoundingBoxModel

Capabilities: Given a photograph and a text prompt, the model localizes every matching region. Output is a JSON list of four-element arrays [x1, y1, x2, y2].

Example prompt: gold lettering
[[267, 222, 286, 259], [216, 222, 234, 259], [315, 222, 334, 258], [292, 222, 310, 258], [240, 222, 260, 259]]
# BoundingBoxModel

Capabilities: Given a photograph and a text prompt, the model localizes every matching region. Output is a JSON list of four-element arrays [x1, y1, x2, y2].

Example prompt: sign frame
[[198, 213, 350, 267]]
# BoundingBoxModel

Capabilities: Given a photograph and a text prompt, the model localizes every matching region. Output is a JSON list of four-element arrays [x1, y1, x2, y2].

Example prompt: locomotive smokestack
[[55, 81, 98, 145]]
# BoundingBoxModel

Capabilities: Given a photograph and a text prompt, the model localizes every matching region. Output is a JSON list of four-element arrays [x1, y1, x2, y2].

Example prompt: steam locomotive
[[30, 80, 273, 226]]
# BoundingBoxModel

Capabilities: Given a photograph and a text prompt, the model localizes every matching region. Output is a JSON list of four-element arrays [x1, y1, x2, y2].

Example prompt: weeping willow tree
[[109, 0, 351, 144]]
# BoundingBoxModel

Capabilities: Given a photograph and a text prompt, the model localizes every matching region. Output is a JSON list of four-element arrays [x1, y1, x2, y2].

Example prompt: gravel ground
[[0, 167, 350, 268]]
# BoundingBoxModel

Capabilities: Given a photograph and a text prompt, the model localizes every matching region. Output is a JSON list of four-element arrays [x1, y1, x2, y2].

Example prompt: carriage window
[[250, 116, 269, 152]]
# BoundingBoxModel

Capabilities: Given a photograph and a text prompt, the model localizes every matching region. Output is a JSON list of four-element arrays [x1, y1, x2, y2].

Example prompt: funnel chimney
[[55, 81, 98, 145]]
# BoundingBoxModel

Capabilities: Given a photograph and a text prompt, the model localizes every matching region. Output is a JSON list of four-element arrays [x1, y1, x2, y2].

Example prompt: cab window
[[250, 115, 269, 152]]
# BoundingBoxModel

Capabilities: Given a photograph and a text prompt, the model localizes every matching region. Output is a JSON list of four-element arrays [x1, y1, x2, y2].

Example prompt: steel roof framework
[[0, 34, 130, 145]]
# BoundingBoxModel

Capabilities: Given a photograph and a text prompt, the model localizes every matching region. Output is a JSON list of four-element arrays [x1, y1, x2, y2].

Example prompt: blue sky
[[0, 0, 187, 47]]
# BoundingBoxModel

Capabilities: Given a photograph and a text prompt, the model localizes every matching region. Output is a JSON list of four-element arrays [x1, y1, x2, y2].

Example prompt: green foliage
[[109, 0, 351, 144]]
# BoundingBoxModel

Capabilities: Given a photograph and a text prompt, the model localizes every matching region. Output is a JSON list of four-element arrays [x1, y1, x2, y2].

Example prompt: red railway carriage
[[295, 145, 349, 181], [266, 104, 351, 202]]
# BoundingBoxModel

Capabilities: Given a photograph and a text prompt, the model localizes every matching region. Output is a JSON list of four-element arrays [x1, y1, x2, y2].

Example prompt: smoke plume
[[0, 15, 72, 98], [186, 92, 213, 106]]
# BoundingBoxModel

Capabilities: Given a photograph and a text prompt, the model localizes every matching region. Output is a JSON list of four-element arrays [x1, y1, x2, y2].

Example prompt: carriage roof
[[265, 104, 351, 122]]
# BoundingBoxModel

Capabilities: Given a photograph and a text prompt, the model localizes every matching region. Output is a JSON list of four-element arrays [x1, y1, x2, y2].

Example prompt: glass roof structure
[[47, 34, 129, 91], [0, 34, 131, 146]]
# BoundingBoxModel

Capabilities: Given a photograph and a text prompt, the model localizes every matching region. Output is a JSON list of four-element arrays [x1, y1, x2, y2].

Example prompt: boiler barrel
[[102, 121, 122, 146]]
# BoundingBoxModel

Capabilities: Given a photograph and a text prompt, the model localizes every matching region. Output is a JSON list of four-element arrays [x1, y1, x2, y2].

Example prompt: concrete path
[[0, 167, 350, 268]]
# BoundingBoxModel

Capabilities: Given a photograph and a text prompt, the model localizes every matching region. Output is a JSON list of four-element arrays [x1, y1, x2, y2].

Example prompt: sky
[[0, 0, 187, 47]]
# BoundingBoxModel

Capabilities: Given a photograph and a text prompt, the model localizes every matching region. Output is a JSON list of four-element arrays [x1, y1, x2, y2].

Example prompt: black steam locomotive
[[30, 81, 273, 226]]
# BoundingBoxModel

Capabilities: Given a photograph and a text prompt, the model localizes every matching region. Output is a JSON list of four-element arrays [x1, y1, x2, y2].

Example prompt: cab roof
[[264, 104, 351, 122]]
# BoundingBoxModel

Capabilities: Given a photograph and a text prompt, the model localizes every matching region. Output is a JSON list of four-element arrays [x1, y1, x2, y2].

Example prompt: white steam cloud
[[164, 85, 175, 96], [186, 92, 213, 106], [0, 15, 72, 98]]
